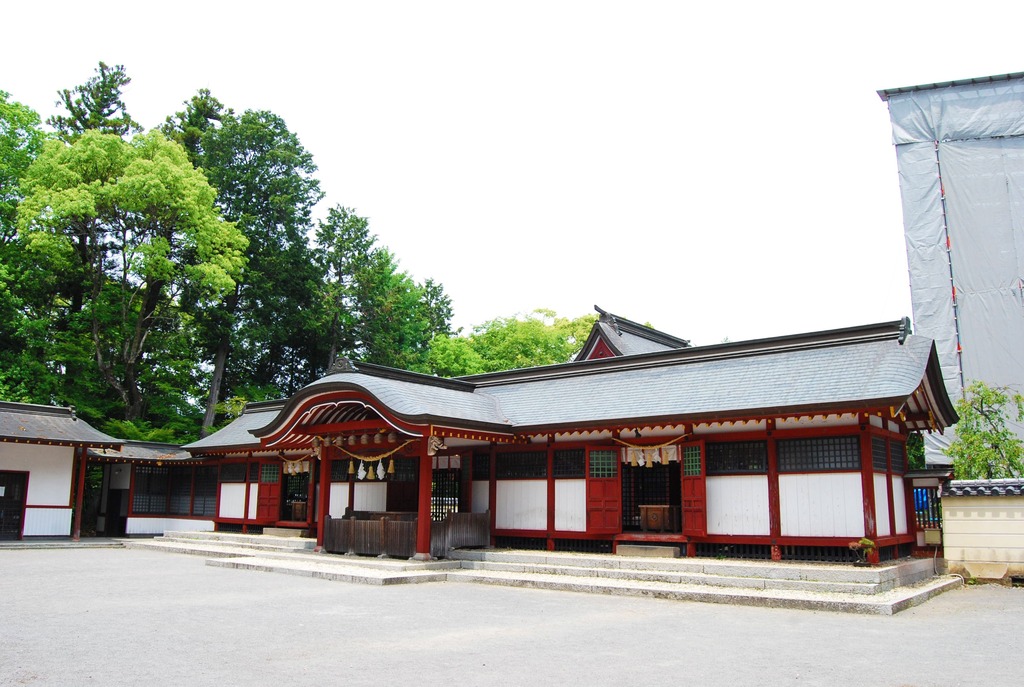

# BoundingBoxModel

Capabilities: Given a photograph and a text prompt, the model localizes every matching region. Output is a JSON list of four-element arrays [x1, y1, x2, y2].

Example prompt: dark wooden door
[[0, 472, 28, 541], [586, 448, 621, 533], [680, 442, 707, 537]]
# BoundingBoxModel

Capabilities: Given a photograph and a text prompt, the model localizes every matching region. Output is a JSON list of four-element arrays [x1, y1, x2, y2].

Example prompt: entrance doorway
[[0, 471, 28, 540], [621, 462, 680, 531]]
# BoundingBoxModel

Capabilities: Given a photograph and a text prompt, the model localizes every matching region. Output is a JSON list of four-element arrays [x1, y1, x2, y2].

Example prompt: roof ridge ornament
[[898, 316, 912, 345], [326, 357, 357, 375]]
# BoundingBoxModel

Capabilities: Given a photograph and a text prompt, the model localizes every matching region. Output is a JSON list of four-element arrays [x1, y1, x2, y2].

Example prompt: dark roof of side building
[[0, 401, 121, 447], [187, 319, 957, 454], [945, 479, 1024, 497], [88, 440, 193, 463]]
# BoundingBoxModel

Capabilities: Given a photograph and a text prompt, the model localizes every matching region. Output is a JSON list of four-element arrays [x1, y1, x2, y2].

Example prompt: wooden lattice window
[[496, 451, 547, 479], [706, 441, 765, 475], [890, 441, 906, 474], [260, 464, 279, 484], [132, 465, 169, 514], [168, 467, 193, 515], [872, 437, 889, 471], [472, 453, 491, 480], [192, 466, 218, 516], [554, 449, 585, 478], [777, 436, 860, 472], [219, 463, 246, 483]]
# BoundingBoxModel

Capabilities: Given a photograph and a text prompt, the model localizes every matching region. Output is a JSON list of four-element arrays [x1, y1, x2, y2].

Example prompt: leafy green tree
[[0, 91, 45, 240], [0, 92, 48, 401], [47, 62, 142, 140], [17, 130, 247, 423], [314, 206, 453, 373], [427, 309, 597, 376], [165, 96, 324, 434], [945, 380, 1024, 479]]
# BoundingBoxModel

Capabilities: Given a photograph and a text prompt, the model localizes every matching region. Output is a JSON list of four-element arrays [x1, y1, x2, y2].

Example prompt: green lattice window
[[682, 445, 702, 477], [260, 464, 280, 484], [589, 449, 618, 478]]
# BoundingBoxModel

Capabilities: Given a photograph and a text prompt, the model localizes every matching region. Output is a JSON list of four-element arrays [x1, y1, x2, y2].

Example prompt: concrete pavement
[[1, 547, 1018, 686]]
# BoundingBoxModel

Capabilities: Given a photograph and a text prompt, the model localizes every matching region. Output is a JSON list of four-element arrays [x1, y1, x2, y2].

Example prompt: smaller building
[[0, 401, 120, 540], [942, 478, 1024, 583]]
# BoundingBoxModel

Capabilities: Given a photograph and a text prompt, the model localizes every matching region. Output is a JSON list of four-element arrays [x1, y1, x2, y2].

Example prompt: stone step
[[161, 530, 316, 550], [206, 556, 452, 585], [455, 559, 883, 595], [123, 539, 320, 560], [448, 549, 937, 589], [445, 567, 962, 616]]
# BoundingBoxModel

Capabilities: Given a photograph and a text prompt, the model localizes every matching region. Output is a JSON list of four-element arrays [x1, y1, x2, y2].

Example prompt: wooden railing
[[323, 510, 490, 559]]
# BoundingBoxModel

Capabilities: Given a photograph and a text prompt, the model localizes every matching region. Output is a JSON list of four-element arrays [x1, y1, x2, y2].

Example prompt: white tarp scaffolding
[[881, 74, 1024, 465]]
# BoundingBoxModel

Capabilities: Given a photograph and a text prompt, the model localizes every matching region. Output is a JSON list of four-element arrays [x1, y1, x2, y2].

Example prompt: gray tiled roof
[[296, 372, 510, 427], [0, 401, 121, 446], [945, 479, 1024, 497], [189, 325, 948, 453], [482, 334, 934, 429], [185, 401, 285, 451]]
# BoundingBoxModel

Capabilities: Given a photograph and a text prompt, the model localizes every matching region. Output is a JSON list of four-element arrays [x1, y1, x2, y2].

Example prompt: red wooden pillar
[[414, 436, 433, 560], [316, 445, 331, 548], [488, 444, 497, 545], [859, 417, 879, 564], [766, 421, 781, 561], [546, 437, 555, 551], [71, 446, 88, 541]]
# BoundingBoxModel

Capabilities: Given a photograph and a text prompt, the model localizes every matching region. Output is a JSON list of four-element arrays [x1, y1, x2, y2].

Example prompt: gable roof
[[0, 401, 121, 448], [575, 306, 690, 360], [187, 320, 956, 454]]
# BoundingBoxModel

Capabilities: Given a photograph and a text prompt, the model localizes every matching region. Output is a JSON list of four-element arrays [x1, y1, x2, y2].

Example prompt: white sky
[[3, 1, 1022, 346]]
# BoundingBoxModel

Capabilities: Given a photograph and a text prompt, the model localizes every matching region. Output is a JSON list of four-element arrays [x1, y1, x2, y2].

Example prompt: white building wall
[[496, 480, 546, 530], [471, 481, 489, 513], [353, 483, 387, 511], [779, 473, 864, 538], [247, 483, 258, 519], [22, 508, 72, 536], [893, 476, 908, 535], [218, 484, 246, 519], [706, 476, 770, 535], [0, 443, 74, 505], [328, 483, 350, 518], [554, 479, 585, 532], [874, 473, 892, 537]]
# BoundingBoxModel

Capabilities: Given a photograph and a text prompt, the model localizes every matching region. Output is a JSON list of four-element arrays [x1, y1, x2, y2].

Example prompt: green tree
[[945, 380, 1024, 479], [427, 309, 597, 376], [314, 206, 453, 373], [165, 97, 324, 434], [17, 130, 247, 424], [0, 92, 48, 400], [47, 62, 142, 140]]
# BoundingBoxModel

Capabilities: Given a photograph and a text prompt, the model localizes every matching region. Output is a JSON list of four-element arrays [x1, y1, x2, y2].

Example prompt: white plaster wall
[[780, 473, 864, 538], [353, 482, 387, 511], [127, 517, 214, 535], [496, 480, 547, 530], [874, 473, 892, 537], [706, 475, 770, 535], [471, 481, 489, 513], [893, 476, 908, 535], [554, 479, 586, 532], [943, 495, 1024, 579], [0, 443, 73, 505], [219, 483, 246, 519], [22, 507, 72, 536], [247, 483, 258, 519], [328, 483, 350, 518]]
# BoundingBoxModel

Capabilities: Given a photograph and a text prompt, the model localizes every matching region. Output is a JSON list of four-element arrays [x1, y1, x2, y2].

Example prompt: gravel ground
[[1, 547, 1019, 687]]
